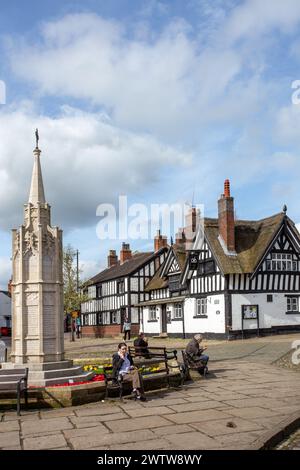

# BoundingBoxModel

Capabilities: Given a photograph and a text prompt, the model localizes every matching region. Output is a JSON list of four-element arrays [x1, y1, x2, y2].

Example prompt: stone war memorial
[[1, 131, 94, 393]]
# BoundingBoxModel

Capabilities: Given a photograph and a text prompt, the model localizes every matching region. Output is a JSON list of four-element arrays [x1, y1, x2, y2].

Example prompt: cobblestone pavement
[[64, 333, 299, 363], [1, 360, 300, 450], [3, 333, 299, 364], [276, 428, 300, 450]]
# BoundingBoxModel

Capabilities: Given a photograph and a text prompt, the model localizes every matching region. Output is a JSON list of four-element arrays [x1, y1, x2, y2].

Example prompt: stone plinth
[[1, 360, 95, 387]]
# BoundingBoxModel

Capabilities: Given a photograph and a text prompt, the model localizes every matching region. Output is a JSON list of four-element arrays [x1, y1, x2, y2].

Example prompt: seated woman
[[112, 342, 146, 400], [133, 332, 151, 359], [185, 334, 209, 375]]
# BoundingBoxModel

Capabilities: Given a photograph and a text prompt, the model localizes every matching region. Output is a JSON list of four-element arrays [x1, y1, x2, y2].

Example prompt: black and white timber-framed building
[[81, 234, 168, 337], [139, 180, 300, 338]]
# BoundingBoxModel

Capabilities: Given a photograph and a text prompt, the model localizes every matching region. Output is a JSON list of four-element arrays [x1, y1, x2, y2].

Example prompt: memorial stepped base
[[0, 361, 95, 387]]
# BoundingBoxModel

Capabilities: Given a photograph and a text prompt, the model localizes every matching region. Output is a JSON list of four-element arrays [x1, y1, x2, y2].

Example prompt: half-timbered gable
[[138, 244, 188, 336], [140, 180, 300, 339], [181, 181, 300, 338]]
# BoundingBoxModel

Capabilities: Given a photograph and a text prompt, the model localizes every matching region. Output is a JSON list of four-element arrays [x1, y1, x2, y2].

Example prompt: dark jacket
[[112, 352, 133, 379], [133, 337, 150, 358], [185, 338, 204, 365]]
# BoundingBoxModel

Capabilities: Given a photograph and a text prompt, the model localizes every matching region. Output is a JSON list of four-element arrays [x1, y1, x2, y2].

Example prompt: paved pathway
[[1, 360, 300, 450]]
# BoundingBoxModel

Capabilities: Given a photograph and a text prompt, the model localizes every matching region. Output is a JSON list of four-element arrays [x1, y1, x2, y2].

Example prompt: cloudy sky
[[1, 0, 300, 288]]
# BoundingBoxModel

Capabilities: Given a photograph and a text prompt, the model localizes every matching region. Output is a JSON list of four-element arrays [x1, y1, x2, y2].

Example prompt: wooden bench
[[0, 368, 29, 415], [129, 346, 180, 389], [104, 347, 181, 400], [181, 350, 208, 383]]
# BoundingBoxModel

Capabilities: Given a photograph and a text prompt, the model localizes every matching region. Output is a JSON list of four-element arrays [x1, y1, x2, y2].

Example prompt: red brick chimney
[[175, 228, 186, 246], [120, 243, 132, 264], [107, 250, 118, 268], [154, 230, 168, 251], [218, 179, 236, 254]]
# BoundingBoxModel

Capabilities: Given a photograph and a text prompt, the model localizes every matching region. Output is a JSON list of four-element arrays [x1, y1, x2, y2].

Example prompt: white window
[[117, 280, 125, 294], [174, 303, 183, 319], [287, 297, 299, 312], [267, 253, 298, 271], [196, 298, 207, 316], [111, 311, 120, 324], [149, 306, 157, 321], [88, 286, 96, 299], [102, 312, 110, 324]]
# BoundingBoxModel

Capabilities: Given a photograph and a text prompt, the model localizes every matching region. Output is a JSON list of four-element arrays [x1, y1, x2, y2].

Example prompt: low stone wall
[[0, 356, 188, 410]]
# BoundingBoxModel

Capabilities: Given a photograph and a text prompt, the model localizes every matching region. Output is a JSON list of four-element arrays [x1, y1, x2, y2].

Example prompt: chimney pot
[[218, 179, 235, 254], [224, 179, 230, 198]]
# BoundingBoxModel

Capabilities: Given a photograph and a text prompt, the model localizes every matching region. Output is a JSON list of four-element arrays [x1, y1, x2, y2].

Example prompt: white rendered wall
[[184, 295, 226, 334], [141, 306, 161, 335], [231, 293, 300, 331]]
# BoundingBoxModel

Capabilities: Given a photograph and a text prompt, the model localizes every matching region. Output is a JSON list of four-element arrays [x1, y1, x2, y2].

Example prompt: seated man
[[185, 334, 209, 375], [133, 332, 151, 359]]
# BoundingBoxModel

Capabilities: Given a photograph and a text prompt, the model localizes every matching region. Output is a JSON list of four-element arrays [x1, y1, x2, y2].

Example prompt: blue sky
[[1, 0, 300, 287]]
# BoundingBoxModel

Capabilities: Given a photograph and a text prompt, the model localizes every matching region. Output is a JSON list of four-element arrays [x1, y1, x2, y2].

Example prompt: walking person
[[112, 343, 146, 400], [123, 316, 131, 341]]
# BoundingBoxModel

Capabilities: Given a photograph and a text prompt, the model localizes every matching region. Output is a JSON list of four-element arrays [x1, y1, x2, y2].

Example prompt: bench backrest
[[128, 346, 177, 360], [0, 368, 28, 391]]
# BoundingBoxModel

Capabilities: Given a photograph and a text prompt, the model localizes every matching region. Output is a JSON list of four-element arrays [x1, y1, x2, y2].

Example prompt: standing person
[[76, 316, 81, 339], [123, 316, 131, 341], [185, 334, 209, 375], [112, 343, 146, 400]]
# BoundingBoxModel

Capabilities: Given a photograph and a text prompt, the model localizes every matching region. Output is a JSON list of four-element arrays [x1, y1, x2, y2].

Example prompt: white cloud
[[223, 0, 300, 44], [0, 103, 192, 232], [6, 13, 249, 140]]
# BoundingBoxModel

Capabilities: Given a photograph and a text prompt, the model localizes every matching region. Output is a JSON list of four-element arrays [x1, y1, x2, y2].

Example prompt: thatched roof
[[204, 212, 288, 274]]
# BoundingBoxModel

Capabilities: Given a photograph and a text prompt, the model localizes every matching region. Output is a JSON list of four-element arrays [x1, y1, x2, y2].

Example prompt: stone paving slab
[[1, 358, 300, 450], [152, 424, 195, 436], [109, 438, 173, 451], [69, 429, 158, 450], [165, 431, 219, 450], [168, 400, 224, 413], [63, 424, 110, 439], [0, 431, 20, 448], [124, 406, 174, 417], [166, 409, 232, 424], [0, 421, 19, 432], [225, 406, 280, 419], [70, 412, 128, 428], [23, 434, 68, 450], [21, 417, 73, 436], [190, 417, 265, 436], [106, 415, 173, 432]]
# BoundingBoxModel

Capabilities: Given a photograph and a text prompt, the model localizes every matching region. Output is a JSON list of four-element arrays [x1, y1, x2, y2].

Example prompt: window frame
[[148, 305, 157, 322], [196, 297, 207, 317], [173, 302, 183, 320]]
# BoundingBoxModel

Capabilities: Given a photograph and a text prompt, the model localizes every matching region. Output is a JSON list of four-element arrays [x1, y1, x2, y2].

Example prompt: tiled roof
[[87, 250, 164, 285]]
